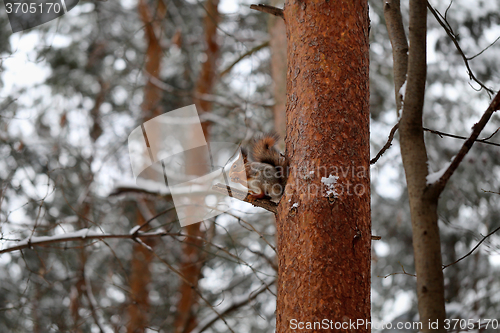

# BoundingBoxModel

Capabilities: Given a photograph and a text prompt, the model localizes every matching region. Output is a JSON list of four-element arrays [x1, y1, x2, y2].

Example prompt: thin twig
[[370, 122, 400, 164], [428, 90, 500, 197], [424, 127, 500, 147], [248, 249, 277, 271], [191, 279, 276, 333], [249, 4, 283, 18], [443, 224, 500, 269], [84, 271, 106, 333], [479, 126, 500, 141], [379, 262, 416, 278], [371, 123, 500, 166], [133, 207, 175, 235], [235, 217, 277, 253], [468, 34, 500, 60], [136, 241, 237, 333], [426, 1, 494, 94], [220, 41, 270, 77]]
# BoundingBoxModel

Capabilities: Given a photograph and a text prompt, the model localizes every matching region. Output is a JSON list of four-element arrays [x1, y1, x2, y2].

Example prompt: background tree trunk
[[127, 1, 166, 331], [276, 1, 371, 331], [269, 0, 287, 140], [174, 0, 220, 332], [399, 0, 446, 330]]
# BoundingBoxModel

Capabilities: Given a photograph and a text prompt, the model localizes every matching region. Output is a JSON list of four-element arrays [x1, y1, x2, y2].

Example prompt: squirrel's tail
[[251, 132, 286, 169]]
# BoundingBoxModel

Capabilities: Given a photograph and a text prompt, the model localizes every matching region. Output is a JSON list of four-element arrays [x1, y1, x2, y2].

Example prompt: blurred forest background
[[1, 0, 500, 332]]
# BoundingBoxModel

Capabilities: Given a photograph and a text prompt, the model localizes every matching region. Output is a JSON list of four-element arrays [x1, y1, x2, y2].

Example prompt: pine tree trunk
[[276, 1, 371, 332], [174, 1, 219, 332], [127, 1, 167, 331], [269, 0, 287, 140]]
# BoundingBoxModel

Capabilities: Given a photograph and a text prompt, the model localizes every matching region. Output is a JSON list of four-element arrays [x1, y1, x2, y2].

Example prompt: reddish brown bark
[[70, 258, 86, 333], [71, 202, 91, 333], [173, 1, 219, 332], [194, 0, 220, 114], [139, 0, 167, 120], [127, 1, 166, 332], [172, 223, 204, 333], [276, 1, 371, 332], [269, 0, 287, 139], [127, 212, 154, 333]]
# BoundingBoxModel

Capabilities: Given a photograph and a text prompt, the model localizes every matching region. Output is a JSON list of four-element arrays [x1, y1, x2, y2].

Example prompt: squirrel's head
[[228, 151, 248, 186]]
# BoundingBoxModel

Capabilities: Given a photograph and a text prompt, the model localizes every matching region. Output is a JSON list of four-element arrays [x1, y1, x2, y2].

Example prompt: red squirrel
[[229, 133, 288, 202]]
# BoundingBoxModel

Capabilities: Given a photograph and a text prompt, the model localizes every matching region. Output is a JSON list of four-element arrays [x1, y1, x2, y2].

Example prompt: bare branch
[[191, 279, 276, 333], [133, 207, 175, 235], [249, 4, 283, 18], [370, 123, 500, 167], [109, 186, 172, 198], [220, 41, 270, 77], [424, 126, 500, 147], [426, 1, 494, 94], [136, 241, 237, 333], [211, 183, 278, 214], [84, 271, 106, 333], [234, 217, 277, 253], [479, 126, 500, 141], [428, 90, 500, 197], [379, 262, 416, 278], [0, 230, 171, 255], [384, 0, 408, 114], [443, 224, 500, 269], [370, 122, 400, 164], [248, 249, 277, 271], [468, 34, 500, 61]]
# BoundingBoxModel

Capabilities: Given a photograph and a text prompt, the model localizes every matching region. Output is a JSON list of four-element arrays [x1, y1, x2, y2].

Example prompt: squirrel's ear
[[241, 147, 248, 163], [241, 147, 249, 160]]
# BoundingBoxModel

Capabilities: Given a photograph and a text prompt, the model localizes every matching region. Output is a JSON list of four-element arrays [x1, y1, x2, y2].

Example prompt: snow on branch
[[211, 183, 278, 214], [0, 229, 171, 255]]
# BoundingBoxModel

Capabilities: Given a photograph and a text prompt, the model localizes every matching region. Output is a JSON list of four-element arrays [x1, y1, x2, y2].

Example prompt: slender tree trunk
[[276, 1, 371, 332], [138, 0, 166, 120], [173, 1, 219, 332], [127, 1, 166, 331], [383, 0, 408, 115], [127, 211, 154, 333], [70, 204, 90, 333], [399, 0, 446, 331], [269, 0, 287, 140]]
